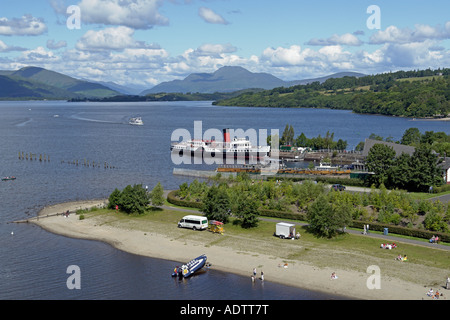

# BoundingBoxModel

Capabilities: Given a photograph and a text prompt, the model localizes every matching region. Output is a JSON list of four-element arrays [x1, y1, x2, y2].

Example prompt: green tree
[[202, 185, 231, 223], [365, 144, 396, 187], [336, 138, 348, 150], [355, 141, 365, 152], [407, 144, 444, 192], [118, 184, 150, 214], [295, 132, 308, 147], [387, 153, 411, 190], [424, 211, 449, 233], [281, 124, 295, 145], [150, 182, 164, 207], [234, 194, 259, 228], [108, 188, 122, 210], [331, 201, 354, 232], [306, 195, 335, 238], [401, 128, 421, 146]]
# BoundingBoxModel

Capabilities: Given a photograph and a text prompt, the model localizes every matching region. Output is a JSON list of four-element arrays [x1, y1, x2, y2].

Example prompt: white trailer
[[274, 222, 296, 239]]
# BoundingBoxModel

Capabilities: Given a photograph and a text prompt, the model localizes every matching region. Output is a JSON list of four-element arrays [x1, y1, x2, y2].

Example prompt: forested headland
[[213, 68, 450, 118]]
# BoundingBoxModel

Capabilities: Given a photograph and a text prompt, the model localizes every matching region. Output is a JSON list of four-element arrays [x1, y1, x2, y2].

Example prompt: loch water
[[0, 100, 448, 300]]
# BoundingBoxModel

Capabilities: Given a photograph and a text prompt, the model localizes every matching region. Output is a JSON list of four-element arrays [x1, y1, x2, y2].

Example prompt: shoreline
[[30, 199, 448, 301]]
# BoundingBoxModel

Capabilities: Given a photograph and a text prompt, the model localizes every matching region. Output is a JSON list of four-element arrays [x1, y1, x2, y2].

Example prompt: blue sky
[[0, 0, 448, 90]]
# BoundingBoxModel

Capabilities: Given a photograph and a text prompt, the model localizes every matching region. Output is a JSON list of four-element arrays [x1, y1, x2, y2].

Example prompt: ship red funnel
[[223, 128, 231, 143]]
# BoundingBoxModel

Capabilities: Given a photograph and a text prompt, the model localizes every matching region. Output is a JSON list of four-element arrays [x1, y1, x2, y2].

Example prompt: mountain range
[[0, 66, 119, 100], [0, 65, 366, 100], [141, 66, 365, 95]]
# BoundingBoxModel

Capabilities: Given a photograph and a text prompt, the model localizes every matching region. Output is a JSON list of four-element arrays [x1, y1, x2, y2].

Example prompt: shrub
[[108, 184, 150, 214]]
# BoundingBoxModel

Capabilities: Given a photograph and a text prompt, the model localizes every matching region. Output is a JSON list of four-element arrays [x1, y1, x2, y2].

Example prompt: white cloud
[[0, 15, 47, 36], [20, 47, 59, 63], [0, 40, 26, 52], [194, 43, 237, 57], [198, 7, 229, 25], [47, 39, 67, 50], [77, 0, 169, 29], [261, 45, 308, 67], [370, 22, 450, 44], [76, 26, 157, 51], [307, 33, 363, 46]]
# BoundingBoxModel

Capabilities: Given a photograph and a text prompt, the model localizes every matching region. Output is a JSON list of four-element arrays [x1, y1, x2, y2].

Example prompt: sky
[[0, 0, 449, 91]]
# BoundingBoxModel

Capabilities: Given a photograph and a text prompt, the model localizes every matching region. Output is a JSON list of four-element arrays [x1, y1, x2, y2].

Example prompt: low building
[[362, 139, 416, 157], [438, 157, 450, 184]]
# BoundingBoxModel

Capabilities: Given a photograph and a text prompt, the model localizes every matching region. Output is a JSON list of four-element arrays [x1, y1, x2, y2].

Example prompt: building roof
[[362, 139, 416, 157], [438, 157, 450, 170]]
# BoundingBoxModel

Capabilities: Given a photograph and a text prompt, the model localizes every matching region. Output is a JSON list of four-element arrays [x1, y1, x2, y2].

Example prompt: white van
[[178, 215, 208, 231]]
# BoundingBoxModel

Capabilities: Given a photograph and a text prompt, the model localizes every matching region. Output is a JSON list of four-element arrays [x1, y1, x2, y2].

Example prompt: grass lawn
[[408, 190, 450, 200]]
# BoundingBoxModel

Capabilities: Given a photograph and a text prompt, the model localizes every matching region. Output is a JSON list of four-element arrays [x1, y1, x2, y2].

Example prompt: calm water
[[0, 100, 448, 300]]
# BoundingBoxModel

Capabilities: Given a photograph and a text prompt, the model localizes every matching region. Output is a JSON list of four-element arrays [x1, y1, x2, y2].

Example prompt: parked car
[[331, 184, 346, 191]]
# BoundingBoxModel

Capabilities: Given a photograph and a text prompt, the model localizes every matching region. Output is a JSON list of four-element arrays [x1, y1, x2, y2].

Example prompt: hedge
[[269, 176, 367, 187], [167, 190, 204, 209], [432, 183, 450, 194]]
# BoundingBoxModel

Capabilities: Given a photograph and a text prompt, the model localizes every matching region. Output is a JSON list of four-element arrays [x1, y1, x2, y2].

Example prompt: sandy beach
[[30, 199, 449, 300]]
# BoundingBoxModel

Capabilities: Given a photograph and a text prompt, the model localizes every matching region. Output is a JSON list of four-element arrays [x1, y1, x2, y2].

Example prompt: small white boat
[[129, 117, 143, 126]]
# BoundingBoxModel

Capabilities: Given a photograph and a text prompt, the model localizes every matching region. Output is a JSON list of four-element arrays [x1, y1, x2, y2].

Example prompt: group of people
[[252, 268, 264, 282], [426, 288, 443, 299], [380, 243, 397, 250], [395, 254, 408, 262], [429, 235, 440, 244]]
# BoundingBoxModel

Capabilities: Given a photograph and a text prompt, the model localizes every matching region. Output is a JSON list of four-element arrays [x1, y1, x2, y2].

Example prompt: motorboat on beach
[[129, 117, 144, 126], [172, 254, 207, 278]]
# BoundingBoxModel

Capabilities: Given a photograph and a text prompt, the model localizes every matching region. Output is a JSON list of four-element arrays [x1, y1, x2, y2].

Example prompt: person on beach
[[260, 271, 264, 281], [331, 272, 338, 280], [446, 277, 450, 290], [253, 268, 256, 277]]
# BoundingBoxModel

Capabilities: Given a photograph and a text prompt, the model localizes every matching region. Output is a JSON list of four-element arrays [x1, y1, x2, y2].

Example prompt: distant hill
[[141, 66, 287, 95], [93, 80, 146, 95], [141, 66, 366, 95], [213, 68, 449, 118], [286, 72, 366, 86], [0, 66, 119, 100]]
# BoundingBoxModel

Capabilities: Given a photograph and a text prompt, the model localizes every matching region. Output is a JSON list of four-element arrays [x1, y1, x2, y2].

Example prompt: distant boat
[[2, 176, 16, 181], [129, 117, 143, 126], [314, 162, 339, 170]]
